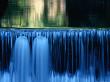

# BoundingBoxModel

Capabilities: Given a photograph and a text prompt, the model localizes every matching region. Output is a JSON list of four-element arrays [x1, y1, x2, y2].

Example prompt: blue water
[[0, 29, 110, 82], [32, 36, 49, 82], [12, 36, 31, 82]]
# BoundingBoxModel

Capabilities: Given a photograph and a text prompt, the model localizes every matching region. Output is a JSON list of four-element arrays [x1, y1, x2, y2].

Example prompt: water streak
[[32, 36, 49, 82], [12, 36, 31, 82]]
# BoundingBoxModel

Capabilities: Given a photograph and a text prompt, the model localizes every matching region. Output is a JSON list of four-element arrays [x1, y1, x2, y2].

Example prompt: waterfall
[[32, 36, 49, 82], [0, 29, 110, 82], [12, 36, 31, 82], [50, 30, 110, 82]]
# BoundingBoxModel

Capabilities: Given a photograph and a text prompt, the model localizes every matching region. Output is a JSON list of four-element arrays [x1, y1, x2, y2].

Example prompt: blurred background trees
[[66, 0, 110, 27], [0, 0, 67, 28], [0, 0, 110, 28]]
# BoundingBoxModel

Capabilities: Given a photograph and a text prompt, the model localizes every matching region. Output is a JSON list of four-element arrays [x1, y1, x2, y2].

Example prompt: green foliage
[[1, 0, 66, 28]]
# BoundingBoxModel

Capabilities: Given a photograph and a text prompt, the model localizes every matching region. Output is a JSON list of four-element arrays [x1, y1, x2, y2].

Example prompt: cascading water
[[11, 36, 31, 82], [0, 29, 110, 82], [32, 36, 49, 82], [50, 30, 110, 82]]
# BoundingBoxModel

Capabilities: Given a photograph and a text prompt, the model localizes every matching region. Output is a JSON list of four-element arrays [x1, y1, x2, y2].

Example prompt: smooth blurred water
[[32, 36, 49, 82], [11, 36, 31, 82], [0, 29, 110, 82]]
